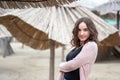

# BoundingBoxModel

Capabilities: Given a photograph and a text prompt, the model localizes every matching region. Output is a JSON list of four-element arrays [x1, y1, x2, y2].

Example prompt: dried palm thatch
[[0, 0, 74, 8], [1, 7, 120, 46], [0, 8, 12, 38], [0, 15, 62, 50], [0, 6, 120, 50]]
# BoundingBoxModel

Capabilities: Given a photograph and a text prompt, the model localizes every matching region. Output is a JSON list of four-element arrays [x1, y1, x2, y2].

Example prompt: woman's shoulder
[[87, 41, 97, 45], [84, 41, 98, 48]]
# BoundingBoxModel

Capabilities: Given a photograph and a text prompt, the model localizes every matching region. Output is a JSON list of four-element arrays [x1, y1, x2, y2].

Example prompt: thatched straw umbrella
[[0, 10, 14, 57], [0, 0, 74, 8], [0, 0, 74, 79], [0, 1, 120, 79], [0, 7, 119, 46], [94, 0, 120, 29]]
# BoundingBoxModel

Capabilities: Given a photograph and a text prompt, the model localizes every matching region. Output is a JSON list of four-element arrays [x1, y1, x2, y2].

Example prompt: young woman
[[57, 17, 99, 80]]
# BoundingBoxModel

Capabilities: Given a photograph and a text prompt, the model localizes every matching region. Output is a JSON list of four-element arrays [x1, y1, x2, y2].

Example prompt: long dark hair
[[71, 17, 98, 48]]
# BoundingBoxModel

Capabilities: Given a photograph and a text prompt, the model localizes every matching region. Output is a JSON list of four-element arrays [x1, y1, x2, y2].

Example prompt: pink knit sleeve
[[56, 72, 64, 80], [59, 42, 98, 72]]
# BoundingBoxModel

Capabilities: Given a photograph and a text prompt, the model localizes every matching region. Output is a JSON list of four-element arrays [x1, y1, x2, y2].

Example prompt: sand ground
[[0, 42, 120, 80]]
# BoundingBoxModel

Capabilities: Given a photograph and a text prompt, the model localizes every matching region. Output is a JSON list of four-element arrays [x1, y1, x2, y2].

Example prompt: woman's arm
[[59, 42, 98, 72], [56, 71, 64, 80]]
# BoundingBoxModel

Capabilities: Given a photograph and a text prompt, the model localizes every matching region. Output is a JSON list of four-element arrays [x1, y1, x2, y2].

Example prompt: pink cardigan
[[57, 42, 98, 80]]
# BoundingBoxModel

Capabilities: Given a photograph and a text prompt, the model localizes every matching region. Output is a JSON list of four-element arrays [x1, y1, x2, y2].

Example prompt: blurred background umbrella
[[63, 0, 109, 9], [0, 10, 14, 57], [94, 0, 120, 29], [93, 0, 120, 60]]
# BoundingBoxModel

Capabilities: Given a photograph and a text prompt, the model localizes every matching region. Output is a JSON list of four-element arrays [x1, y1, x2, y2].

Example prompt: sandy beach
[[0, 42, 120, 80]]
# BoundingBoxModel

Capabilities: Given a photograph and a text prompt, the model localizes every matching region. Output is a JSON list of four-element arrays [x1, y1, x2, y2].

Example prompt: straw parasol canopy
[[0, 15, 63, 50], [0, 0, 75, 8], [0, 7, 119, 48]]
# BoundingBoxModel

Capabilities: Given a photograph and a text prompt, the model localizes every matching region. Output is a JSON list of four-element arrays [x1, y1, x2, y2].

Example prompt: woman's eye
[[78, 29, 81, 31], [84, 28, 88, 31]]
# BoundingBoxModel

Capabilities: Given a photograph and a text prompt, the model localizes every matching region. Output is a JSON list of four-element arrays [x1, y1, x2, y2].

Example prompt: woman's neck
[[80, 41, 84, 46]]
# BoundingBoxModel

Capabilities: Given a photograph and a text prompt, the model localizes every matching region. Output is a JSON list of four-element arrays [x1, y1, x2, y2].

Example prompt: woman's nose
[[80, 31, 84, 35]]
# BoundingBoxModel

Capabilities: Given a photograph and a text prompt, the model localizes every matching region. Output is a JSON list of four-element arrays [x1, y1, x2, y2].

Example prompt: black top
[[64, 46, 83, 80]]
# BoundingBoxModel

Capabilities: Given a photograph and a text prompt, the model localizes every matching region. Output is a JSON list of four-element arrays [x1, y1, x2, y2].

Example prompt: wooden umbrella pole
[[2, 37, 8, 57], [49, 39, 55, 80], [117, 11, 119, 29], [61, 46, 65, 62]]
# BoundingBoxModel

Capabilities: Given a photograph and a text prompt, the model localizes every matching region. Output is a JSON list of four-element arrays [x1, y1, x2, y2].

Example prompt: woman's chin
[[80, 39, 86, 42]]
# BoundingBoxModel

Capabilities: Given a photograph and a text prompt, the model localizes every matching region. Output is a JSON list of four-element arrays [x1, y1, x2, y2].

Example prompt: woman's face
[[78, 22, 90, 43]]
